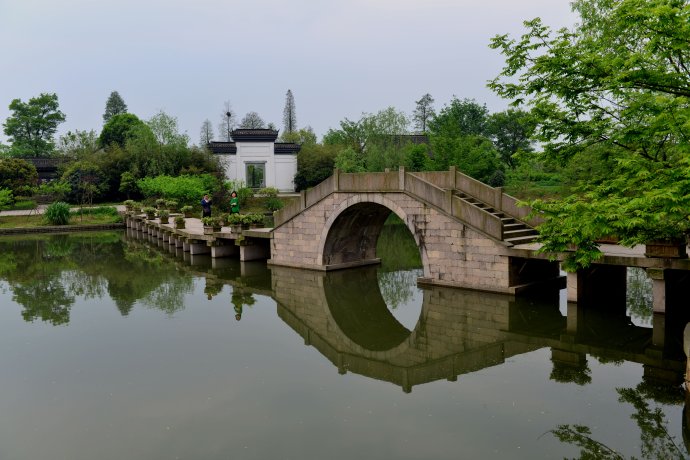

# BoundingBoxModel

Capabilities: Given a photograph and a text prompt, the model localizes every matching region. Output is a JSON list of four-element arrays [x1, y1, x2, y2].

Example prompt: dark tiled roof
[[274, 143, 301, 155], [231, 129, 279, 142], [207, 141, 237, 154]]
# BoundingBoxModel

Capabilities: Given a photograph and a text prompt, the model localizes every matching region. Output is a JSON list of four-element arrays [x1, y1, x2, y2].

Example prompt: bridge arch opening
[[320, 201, 424, 273]]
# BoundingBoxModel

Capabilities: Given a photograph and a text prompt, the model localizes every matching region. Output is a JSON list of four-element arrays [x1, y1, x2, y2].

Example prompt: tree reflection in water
[[376, 214, 422, 310], [0, 233, 194, 323], [627, 267, 653, 325], [550, 383, 687, 459]]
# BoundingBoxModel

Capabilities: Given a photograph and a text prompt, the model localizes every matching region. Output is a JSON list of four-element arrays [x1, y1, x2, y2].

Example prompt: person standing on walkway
[[229, 191, 240, 214], [201, 194, 212, 217]]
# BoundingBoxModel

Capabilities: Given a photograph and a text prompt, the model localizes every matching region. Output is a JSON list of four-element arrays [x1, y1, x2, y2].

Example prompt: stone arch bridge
[[270, 167, 560, 294]]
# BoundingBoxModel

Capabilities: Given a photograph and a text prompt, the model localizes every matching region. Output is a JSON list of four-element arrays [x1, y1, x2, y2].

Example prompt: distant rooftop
[[231, 129, 279, 142]]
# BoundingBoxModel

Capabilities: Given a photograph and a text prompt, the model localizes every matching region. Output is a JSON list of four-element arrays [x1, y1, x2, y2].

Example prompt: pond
[[0, 229, 688, 459]]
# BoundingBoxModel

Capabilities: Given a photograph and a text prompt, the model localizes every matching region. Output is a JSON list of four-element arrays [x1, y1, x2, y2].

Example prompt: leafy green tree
[[430, 135, 504, 185], [2, 93, 66, 157], [486, 109, 535, 169], [61, 161, 107, 204], [323, 118, 367, 153], [239, 111, 266, 129], [281, 126, 317, 144], [489, 0, 690, 269], [334, 147, 366, 173], [412, 93, 435, 133], [57, 129, 99, 159], [99, 113, 148, 148], [147, 110, 189, 147], [0, 158, 38, 195], [102, 91, 127, 123], [294, 143, 339, 191], [0, 188, 13, 210], [404, 144, 431, 172], [428, 97, 489, 138], [283, 89, 297, 134]]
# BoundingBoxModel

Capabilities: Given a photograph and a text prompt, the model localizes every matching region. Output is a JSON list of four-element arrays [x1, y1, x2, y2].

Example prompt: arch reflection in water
[[270, 264, 687, 395]]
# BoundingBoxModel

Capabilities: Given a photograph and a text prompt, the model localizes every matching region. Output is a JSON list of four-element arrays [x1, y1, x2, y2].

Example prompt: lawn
[[0, 212, 122, 229]]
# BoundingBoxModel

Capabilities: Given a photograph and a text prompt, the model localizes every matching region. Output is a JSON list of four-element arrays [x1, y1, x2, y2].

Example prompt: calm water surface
[[0, 230, 688, 459]]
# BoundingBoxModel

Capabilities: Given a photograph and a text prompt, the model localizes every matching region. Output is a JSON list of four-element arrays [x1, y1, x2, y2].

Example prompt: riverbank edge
[[0, 223, 126, 235]]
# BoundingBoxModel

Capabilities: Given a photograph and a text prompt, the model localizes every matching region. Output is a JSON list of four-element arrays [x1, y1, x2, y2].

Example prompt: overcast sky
[[0, 0, 576, 145]]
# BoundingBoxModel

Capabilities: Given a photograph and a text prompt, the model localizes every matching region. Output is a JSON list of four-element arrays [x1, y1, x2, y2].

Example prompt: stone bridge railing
[[274, 167, 540, 240]]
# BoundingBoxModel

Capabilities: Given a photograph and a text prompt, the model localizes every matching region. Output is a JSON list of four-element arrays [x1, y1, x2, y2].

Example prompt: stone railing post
[[399, 165, 406, 191], [300, 190, 307, 211], [449, 166, 457, 189], [495, 186, 504, 211], [445, 189, 453, 214], [334, 168, 340, 191]]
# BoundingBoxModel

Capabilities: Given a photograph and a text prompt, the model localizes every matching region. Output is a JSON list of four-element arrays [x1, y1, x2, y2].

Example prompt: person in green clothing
[[229, 191, 240, 214]]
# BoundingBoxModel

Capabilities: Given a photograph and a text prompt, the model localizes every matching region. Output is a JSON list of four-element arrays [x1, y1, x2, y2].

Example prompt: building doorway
[[246, 162, 265, 189]]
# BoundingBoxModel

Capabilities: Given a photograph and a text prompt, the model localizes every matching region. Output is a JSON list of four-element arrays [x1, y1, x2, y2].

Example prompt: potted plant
[[124, 199, 137, 213], [158, 209, 170, 224], [155, 198, 167, 209], [246, 213, 265, 228], [165, 200, 178, 212], [143, 206, 156, 220], [226, 212, 244, 233], [174, 215, 185, 229], [201, 216, 222, 234], [180, 205, 194, 218]]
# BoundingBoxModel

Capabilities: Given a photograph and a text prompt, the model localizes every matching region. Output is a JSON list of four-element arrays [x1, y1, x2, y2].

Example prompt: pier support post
[[189, 240, 210, 255], [240, 241, 270, 261], [211, 243, 238, 258], [566, 264, 626, 309]]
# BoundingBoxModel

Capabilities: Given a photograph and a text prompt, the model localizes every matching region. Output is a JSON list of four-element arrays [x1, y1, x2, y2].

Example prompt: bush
[[44, 201, 71, 225], [0, 188, 13, 210], [11, 199, 36, 210], [0, 158, 38, 195], [265, 197, 284, 212], [71, 206, 119, 216], [257, 187, 279, 198], [137, 174, 219, 205]]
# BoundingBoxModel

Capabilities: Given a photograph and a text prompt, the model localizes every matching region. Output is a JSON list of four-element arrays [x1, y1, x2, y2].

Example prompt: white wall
[[220, 141, 296, 192]]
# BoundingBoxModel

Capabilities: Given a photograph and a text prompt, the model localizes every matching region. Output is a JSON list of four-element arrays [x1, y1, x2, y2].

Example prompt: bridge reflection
[[270, 265, 688, 394]]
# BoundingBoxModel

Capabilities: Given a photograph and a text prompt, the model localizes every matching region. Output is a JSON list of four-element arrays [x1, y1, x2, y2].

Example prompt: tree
[[281, 126, 317, 144], [239, 111, 266, 129], [428, 97, 489, 138], [146, 110, 189, 147], [57, 130, 99, 159], [2, 93, 66, 157], [486, 109, 535, 169], [200, 119, 214, 145], [412, 93, 435, 133], [0, 158, 38, 195], [283, 89, 297, 134], [99, 113, 148, 148], [218, 101, 236, 142], [489, 0, 690, 269], [102, 91, 127, 123], [294, 143, 339, 191]]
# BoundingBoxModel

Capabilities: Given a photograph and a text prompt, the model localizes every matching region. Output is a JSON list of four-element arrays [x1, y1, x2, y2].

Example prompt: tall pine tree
[[282, 89, 297, 134], [103, 91, 128, 124]]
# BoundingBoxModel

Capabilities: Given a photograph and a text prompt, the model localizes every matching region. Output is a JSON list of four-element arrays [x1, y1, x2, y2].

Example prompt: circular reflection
[[324, 267, 414, 351]]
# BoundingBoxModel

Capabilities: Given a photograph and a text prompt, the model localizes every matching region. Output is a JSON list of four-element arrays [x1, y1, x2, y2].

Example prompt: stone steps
[[452, 190, 538, 246]]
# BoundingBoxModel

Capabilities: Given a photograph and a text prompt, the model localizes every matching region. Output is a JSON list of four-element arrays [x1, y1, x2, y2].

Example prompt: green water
[[0, 230, 688, 459]]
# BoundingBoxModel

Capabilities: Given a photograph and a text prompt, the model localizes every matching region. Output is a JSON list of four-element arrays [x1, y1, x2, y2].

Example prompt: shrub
[[137, 174, 219, 205], [44, 201, 71, 225], [71, 206, 119, 216], [164, 199, 178, 210], [0, 188, 13, 210], [0, 158, 38, 195], [201, 216, 223, 228], [257, 187, 279, 198], [226, 213, 244, 225], [11, 199, 36, 210], [155, 198, 167, 209], [265, 197, 284, 211]]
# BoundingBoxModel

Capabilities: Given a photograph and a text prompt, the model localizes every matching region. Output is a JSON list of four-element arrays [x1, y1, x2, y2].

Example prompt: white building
[[208, 129, 300, 192]]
